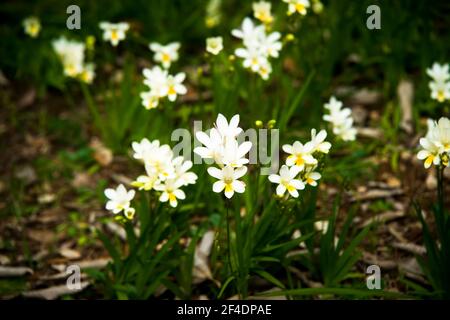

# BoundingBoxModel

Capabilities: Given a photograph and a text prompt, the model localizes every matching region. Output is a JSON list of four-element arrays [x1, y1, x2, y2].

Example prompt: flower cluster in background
[[323, 96, 357, 142], [52, 36, 95, 84], [131, 139, 197, 208], [232, 17, 282, 80], [417, 117, 450, 168], [140, 42, 186, 110], [426, 62, 450, 103], [194, 114, 252, 198], [23, 16, 41, 38], [269, 129, 331, 198]]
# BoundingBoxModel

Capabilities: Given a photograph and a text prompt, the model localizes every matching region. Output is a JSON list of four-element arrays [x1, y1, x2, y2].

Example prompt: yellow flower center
[[168, 85, 176, 96], [295, 155, 305, 166], [224, 183, 233, 193], [168, 193, 176, 203], [425, 155, 435, 167], [162, 53, 171, 63], [111, 30, 119, 41], [437, 90, 445, 102], [295, 4, 305, 13]]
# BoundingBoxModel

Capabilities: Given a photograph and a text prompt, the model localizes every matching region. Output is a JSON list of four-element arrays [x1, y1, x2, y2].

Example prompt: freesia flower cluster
[[426, 62, 450, 103], [417, 117, 450, 168], [140, 42, 186, 110], [323, 96, 357, 142], [194, 114, 252, 198], [52, 36, 95, 84], [232, 17, 282, 80], [131, 138, 198, 208], [269, 129, 331, 198]]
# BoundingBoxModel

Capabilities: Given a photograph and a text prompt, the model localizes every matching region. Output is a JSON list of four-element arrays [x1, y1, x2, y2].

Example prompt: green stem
[[437, 165, 444, 213], [80, 83, 107, 141]]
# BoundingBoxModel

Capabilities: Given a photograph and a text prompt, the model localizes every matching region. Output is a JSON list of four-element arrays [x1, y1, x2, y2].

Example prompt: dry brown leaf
[[27, 229, 56, 244], [193, 230, 215, 284], [22, 282, 89, 300], [59, 248, 81, 260], [351, 188, 404, 202], [90, 138, 113, 167], [360, 210, 405, 228], [397, 79, 414, 134], [392, 242, 426, 255], [0, 266, 33, 277]]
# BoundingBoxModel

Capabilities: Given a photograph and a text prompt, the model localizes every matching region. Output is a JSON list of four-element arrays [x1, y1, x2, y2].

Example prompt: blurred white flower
[[269, 165, 305, 198], [99, 22, 129, 46], [23, 16, 41, 38], [253, 1, 274, 24], [323, 96, 357, 141], [165, 73, 187, 101], [208, 166, 247, 198], [149, 42, 180, 69], [283, 0, 310, 16], [232, 17, 265, 47], [141, 66, 186, 105], [79, 63, 96, 84], [140, 91, 159, 110], [206, 37, 224, 55], [426, 63, 450, 83], [52, 37, 94, 82], [104, 184, 135, 215], [259, 32, 282, 58], [429, 80, 450, 103]]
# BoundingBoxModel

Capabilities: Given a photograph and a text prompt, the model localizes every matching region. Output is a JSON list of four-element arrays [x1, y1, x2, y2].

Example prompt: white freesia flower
[[259, 32, 282, 58], [269, 165, 305, 198], [429, 80, 450, 103], [165, 73, 187, 101], [426, 63, 450, 83], [23, 16, 41, 38], [131, 138, 161, 162], [140, 91, 159, 110], [323, 96, 357, 141], [235, 47, 268, 72], [141, 66, 186, 106], [303, 169, 321, 187], [214, 113, 243, 141], [231, 17, 265, 47], [143, 66, 169, 97], [172, 157, 198, 186], [154, 179, 186, 207], [206, 37, 224, 55], [283, 0, 310, 16], [208, 166, 247, 198], [52, 37, 85, 78], [283, 141, 317, 170], [104, 184, 135, 216], [99, 22, 129, 46], [253, 1, 274, 24], [132, 164, 159, 191], [417, 117, 450, 168], [79, 63, 96, 84], [310, 129, 331, 154], [221, 139, 252, 168], [194, 128, 225, 163], [149, 42, 180, 69]]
